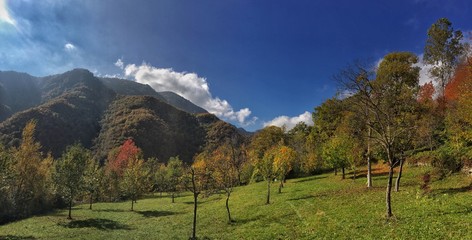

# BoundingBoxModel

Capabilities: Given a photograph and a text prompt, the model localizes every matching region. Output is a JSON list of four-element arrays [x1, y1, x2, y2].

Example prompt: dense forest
[[0, 18, 471, 239]]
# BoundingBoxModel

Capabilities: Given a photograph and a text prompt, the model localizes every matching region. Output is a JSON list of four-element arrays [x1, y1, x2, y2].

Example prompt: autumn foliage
[[107, 139, 142, 177]]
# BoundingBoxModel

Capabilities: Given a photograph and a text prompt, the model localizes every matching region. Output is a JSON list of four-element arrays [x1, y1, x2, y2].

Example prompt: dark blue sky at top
[[0, 0, 471, 130]]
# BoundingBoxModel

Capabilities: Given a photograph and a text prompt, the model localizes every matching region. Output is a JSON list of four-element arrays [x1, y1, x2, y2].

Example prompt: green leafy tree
[[424, 18, 465, 100], [54, 144, 89, 219], [83, 157, 102, 210], [339, 52, 420, 218], [166, 156, 184, 203], [120, 155, 148, 211]]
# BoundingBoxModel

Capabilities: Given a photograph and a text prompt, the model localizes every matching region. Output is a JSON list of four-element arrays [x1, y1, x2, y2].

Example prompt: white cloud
[[114, 58, 124, 69], [0, 0, 15, 26], [263, 111, 313, 131], [64, 43, 76, 52], [120, 60, 257, 126]]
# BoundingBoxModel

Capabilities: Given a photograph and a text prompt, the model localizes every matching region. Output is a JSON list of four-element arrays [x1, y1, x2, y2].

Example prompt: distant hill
[[0, 71, 41, 121], [94, 95, 206, 162], [99, 77, 207, 114], [0, 69, 244, 161], [158, 91, 207, 114]]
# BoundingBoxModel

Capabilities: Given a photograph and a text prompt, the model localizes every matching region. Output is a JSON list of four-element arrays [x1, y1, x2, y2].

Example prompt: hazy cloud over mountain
[[119, 60, 257, 126]]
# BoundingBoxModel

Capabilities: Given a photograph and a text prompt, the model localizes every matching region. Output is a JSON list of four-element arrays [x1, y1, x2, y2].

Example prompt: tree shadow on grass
[[135, 210, 181, 218], [349, 171, 390, 180], [0, 236, 36, 240], [293, 175, 327, 183], [432, 185, 471, 196], [94, 209, 128, 213], [59, 218, 132, 231], [288, 195, 314, 201]]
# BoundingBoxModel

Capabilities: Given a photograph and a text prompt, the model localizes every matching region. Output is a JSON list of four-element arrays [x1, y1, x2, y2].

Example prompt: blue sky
[[0, 0, 471, 131]]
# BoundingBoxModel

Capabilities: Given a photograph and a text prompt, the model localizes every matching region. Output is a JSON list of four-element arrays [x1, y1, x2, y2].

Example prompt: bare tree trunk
[[394, 159, 404, 192], [131, 199, 134, 211], [89, 193, 93, 210], [334, 168, 337, 176], [367, 127, 372, 188], [342, 167, 345, 179], [68, 198, 72, 219], [353, 168, 356, 180], [278, 176, 285, 194], [266, 179, 271, 204], [172, 193, 175, 203], [225, 192, 232, 223], [386, 165, 394, 218], [191, 169, 199, 240]]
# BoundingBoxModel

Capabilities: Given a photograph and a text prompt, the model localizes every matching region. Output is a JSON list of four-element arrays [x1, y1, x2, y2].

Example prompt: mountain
[[158, 91, 207, 114], [99, 77, 207, 114], [0, 69, 244, 162], [94, 95, 205, 162], [0, 71, 41, 121], [0, 69, 115, 157]]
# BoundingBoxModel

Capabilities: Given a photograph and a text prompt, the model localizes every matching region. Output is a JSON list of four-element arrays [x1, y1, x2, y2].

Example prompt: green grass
[[1, 165, 471, 239]]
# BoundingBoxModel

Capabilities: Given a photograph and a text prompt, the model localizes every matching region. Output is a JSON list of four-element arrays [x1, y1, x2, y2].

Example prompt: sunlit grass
[[1, 164, 471, 239]]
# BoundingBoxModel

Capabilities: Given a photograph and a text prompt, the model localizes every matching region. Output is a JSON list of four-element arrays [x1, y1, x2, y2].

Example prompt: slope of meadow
[[0, 164, 471, 240]]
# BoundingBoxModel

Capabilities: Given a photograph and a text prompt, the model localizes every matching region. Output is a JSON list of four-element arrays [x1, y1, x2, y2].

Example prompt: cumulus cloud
[[263, 111, 313, 131], [114, 58, 124, 69], [120, 61, 257, 126], [0, 0, 15, 26], [64, 43, 76, 52]]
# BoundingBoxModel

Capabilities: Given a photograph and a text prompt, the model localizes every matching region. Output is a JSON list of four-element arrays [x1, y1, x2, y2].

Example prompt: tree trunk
[[89, 193, 93, 210], [266, 179, 271, 204], [395, 159, 404, 192], [334, 168, 337, 176], [131, 199, 134, 211], [353, 168, 356, 180], [225, 192, 232, 223], [172, 193, 175, 203], [68, 198, 72, 219], [386, 165, 394, 218], [342, 167, 345, 179], [367, 127, 372, 188], [192, 192, 198, 240], [278, 177, 284, 194]]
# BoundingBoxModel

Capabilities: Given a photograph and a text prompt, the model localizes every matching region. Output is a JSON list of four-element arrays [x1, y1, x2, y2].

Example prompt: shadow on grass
[[432, 185, 472, 196], [59, 218, 131, 231], [136, 210, 181, 218], [0, 236, 36, 240], [349, 171, 390, 180], [293, 175, 327, 183], [288, 195, 314, 201], [94, 209, 128, 213]]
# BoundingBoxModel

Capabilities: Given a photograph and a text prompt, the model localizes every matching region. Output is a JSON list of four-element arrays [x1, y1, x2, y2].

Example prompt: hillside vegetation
[[0, 165, 470, 240]]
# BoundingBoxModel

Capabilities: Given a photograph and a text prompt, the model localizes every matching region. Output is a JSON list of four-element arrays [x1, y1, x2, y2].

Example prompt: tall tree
[[209, 143, 239, 223], [183, 157, 213, 240], [12, 120, 53, 218], [83, 157, 102, 210], [273, 145, 297, 193], [339, 53, 420, 218], [54, 144, 89, 219], [249, 126, 285, 204], [424, 18, 465, 101], [120, 154, 148, 211]]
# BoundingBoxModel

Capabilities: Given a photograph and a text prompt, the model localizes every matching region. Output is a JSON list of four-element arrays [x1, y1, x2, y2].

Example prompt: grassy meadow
[[0, 164, 471, 240]]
